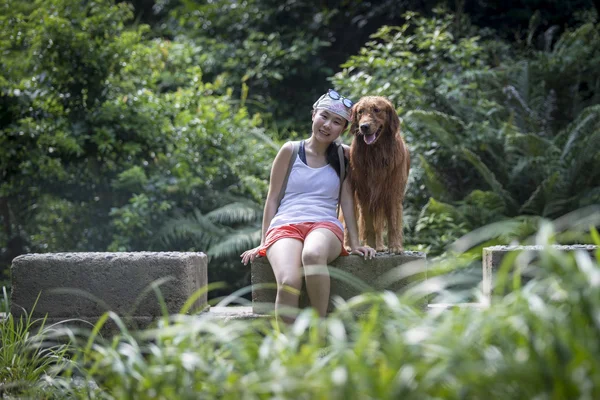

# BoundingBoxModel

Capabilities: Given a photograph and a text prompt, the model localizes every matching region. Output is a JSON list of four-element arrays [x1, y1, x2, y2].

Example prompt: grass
[[0, 222, 599, 398], [0, 290, 76, 397]]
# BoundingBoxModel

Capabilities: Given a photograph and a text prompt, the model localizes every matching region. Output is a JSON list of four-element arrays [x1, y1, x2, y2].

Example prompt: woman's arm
[[260, 142, 294, 244], [339, 176, 375, 259], [241, 142, 294, 265]]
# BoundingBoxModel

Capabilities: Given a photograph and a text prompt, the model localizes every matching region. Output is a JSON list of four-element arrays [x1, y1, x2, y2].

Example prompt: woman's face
[[311, 109, 347, 144]]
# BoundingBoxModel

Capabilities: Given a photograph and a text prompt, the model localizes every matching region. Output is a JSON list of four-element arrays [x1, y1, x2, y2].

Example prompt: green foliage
[[412, 198, 468, 255], [165, 0, 437, 133], [165, 0, 335, 132], [333, 9, 511, 218], [159, 200, 262, 256], [2, 0, 599, 298], [335, 11, 600, 253], [2, 224, 600, 398], [0, 0, 276, 269], [332, 9, 499, 115], [0, 290, 72, 397]]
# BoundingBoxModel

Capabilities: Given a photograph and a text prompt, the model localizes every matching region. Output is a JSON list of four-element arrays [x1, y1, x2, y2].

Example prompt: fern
[[207, 228, 261, 259], [460, 147, 519, 213], [573, 128, 600, 173], [403, 110, 466, 149], [457, 190, 506, 228], [160, 209, 228, 249], [506, 132, 559, 157], [205, 201, 262, 225], [516, 61, 530, 107], [552, 23, 596, 57], [540, 89, 557, 136], [160, 198, 263, 259], [542, 196, 577, 218], [417, 154, 450, 201], [558, 104, 600, 161], [519, 171, 561, 216]]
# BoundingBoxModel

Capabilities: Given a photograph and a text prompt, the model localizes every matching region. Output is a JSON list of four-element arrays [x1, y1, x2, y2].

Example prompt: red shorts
[[258, 222, 349, 257]]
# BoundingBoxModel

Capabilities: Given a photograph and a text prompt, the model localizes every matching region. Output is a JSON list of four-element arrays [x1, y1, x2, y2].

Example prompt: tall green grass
[[1, 222, 599, 398], [0, 290, 76, 397]]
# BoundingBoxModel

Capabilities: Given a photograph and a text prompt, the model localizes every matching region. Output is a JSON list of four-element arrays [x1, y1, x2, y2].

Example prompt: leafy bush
[[164, 0, 443, 133], [333, 10, 600, 254], [0, 0, 276, 278]]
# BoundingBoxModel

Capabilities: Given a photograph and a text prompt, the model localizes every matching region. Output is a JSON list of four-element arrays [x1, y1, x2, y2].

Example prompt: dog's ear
[[350, 103, 360, 135], [386, 100, 400, 134]]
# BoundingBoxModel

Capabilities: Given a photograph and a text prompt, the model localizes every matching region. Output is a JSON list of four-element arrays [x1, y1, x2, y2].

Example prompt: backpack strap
[[277, 141, 346, 216], [336, 143, 346, 216], [276, 141, 300, 212]]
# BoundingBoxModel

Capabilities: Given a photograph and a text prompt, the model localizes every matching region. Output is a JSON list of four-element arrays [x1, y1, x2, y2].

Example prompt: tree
[[0, 0, 276, 280], [333, 10, 600, 254], [161, 0, 440, 133]]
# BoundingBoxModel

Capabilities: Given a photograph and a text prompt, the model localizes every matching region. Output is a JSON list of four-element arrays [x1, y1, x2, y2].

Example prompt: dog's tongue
[[364, 133, 376, 145]]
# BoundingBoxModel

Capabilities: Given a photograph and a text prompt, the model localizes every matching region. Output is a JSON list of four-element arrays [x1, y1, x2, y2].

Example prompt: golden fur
[[348, 96, 410, 253]]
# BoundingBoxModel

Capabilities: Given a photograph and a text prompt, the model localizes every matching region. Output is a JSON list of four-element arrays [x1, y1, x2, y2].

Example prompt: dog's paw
[[389, 246, 404, 254], [376, 246, 388, 253]]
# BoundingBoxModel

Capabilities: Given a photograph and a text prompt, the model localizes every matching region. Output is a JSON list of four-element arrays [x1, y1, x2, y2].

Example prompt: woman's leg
[[302, 228, 342, 317], [266, 238, 304, 322]]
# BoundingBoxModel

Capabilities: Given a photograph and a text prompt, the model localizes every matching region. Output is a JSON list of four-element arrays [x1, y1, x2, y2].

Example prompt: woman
[[241, 89, 375, 319]]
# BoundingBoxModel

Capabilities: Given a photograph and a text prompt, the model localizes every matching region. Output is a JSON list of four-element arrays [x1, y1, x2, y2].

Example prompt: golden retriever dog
[[348, 96, 410, 253]]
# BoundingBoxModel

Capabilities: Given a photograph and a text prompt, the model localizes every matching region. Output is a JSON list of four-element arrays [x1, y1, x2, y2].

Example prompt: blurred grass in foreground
[[1, 220, 599, 399]]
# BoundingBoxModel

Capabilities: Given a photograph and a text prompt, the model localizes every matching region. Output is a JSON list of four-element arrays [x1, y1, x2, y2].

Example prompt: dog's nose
[[359, 123, 370, 132]]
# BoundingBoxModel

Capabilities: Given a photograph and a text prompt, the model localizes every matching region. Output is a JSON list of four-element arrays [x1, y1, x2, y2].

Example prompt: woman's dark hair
[[326, 142, 348, 178]]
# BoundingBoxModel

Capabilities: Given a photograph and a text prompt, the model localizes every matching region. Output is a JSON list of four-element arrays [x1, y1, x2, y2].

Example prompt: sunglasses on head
[[328, 89, 354, 108]]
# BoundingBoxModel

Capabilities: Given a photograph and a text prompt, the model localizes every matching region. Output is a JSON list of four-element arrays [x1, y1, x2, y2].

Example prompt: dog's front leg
[[374, 212, 387, 252], [387, 204, 404, 253], [362, 211, 377, 249]]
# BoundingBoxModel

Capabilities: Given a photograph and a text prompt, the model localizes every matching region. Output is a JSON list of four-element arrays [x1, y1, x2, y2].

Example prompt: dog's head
[[350, 96, 399, 145]]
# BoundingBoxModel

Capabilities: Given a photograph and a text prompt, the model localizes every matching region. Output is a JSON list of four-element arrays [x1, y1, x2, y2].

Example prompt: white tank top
[[269, 155, 343, 231]]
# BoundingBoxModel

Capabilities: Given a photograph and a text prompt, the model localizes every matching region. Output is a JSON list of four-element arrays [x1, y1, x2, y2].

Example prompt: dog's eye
[[357, 110, 363, 115], [373, 108, 380, 113]]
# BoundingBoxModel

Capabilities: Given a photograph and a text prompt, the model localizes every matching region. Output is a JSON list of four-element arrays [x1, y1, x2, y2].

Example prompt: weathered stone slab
[[209, 306, 272, 322], [482, 244, 598, 300], [10, 252, 208, 329], [251, 252, 427, 314]]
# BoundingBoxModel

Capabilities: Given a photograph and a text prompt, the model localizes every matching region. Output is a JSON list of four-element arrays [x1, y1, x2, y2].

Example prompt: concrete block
[[482, 244, 598, 300], [209, 306, 272, 322], [251, 252, 427, 314], [10, 252, 208, 330]]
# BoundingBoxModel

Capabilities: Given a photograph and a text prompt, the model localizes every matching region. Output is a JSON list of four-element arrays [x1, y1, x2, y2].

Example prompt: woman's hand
[[350, 245, 376, 260], [241, 246, 262, 266]]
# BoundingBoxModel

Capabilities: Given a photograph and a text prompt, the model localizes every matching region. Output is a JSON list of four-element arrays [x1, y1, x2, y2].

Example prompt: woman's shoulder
[[341, 143, 350, 158], [279, 141, 298, 156], [273, 141, 298, 166], [281, 140, 303, 150]]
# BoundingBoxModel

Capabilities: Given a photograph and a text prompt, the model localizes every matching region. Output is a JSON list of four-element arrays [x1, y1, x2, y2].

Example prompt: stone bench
[[482, 244, 598, 301], [10, 252, 208, 331], [251, 252, 427, 314]]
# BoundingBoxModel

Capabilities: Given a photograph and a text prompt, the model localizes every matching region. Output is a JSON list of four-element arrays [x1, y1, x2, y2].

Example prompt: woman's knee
[[275, 270, 303, 291], [302, 248, 327, 267]]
